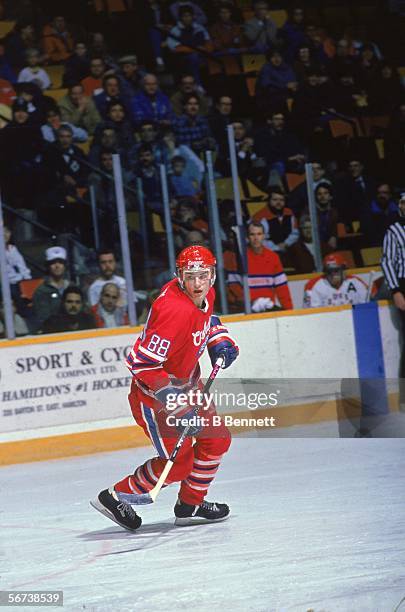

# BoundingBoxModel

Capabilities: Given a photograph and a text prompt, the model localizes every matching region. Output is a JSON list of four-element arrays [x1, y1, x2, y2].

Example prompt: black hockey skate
[[174, 498, 230, 526], [90, 488, 142, 532]]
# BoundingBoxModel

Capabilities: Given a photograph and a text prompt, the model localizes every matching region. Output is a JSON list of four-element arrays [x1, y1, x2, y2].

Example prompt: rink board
[[0, 302, 400, 464]]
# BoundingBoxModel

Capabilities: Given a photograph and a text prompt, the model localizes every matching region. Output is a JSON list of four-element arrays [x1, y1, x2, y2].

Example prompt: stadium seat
[[375, 138, 385, 160], [76, 137, 93, 155], [215, 177, 243, 200], [45, 88, 68, 102], [360, 246, 382, 266], [286, 173, 305, 192], [339, 249, 355, 268], [269, 9, 287, 27], [329, 119, 355, 139], [46, 65, 64, 89], [152, 213, 164, 233], [246, 201, 266, 217], [0, 21, 15, 38], [242, 54, 266, 74], [127, 211, 139, 231], [246, 76, 257, 97], [337, 221, 362, 238], [19, 278, 43, 300]]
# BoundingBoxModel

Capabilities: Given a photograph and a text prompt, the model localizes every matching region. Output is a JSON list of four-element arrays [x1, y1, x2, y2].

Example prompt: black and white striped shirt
[[381, 220, 405, 292]]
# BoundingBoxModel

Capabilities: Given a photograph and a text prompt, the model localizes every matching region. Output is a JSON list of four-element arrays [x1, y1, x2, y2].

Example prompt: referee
[[381, 192, 405, 410]]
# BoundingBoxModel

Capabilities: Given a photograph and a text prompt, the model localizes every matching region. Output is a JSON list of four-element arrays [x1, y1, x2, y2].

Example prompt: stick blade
[[116, 490, 154, 505]]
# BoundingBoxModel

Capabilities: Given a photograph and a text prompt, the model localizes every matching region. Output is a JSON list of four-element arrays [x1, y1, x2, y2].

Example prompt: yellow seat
[[398, 66, 405, 78], [127, 211, 139, 231], [244, 179, 267, 200], [152, 213, 164, 233], [45, 88, 68, 102], [46, 65, 64, 89], [215, 178, 243, 201], [375, 138, 385, 160], [361, 247, 382, 266], [0, 21, 15, 38], [242, 54, 266, 74], [76, 137, 93, 155], [246, 201, 265, 217], [269, 9, 287, 27]]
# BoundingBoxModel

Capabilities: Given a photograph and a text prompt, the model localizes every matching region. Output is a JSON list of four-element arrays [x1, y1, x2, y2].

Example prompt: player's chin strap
[[116, 353, 226, 506]]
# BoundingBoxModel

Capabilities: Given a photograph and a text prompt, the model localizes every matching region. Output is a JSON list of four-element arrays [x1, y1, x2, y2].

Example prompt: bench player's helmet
[[176, 245, 216, 289], [323, 252, 346, 287]]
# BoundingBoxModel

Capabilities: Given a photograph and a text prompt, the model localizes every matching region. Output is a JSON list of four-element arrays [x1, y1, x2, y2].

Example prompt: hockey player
[[303, 252, 369, 307], [91, 245, 239, 531]]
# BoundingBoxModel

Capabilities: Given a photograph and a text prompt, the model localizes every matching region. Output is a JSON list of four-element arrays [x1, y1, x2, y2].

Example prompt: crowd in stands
[[0, 0, 404, 334]]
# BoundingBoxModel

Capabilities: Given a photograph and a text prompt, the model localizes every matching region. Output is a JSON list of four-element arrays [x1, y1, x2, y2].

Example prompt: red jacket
[[224, 246, 293, 309]]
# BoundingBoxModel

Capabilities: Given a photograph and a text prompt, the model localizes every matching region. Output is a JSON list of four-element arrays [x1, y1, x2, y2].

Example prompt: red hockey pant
[[114, 387, 231, 505]]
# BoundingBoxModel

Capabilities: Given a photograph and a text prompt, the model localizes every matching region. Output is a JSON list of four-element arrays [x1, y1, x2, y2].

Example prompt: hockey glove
[[155, 386, 185, 412], [208, 341, 239, 369]]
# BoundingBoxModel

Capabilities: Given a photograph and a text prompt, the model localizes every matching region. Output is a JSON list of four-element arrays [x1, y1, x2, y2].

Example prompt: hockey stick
[[117, 353, 226, 506]]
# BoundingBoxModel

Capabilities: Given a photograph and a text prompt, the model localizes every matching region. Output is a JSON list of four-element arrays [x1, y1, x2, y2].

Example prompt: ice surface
[[1, 436, 405, 612]]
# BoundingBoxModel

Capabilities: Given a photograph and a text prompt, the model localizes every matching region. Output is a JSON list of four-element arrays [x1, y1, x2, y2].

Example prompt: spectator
[[328, 39, 359, 83], [280, 6, 307, 61], [255, 50, 298, 113], [131, 73, 173, 127], [91, 282, 129, 328], [331, 69, 368, 117], [134, 144, 162, 213], [131, 120, 162, 162], [243, 0, 278, 53], [32, 246, 70, 332], [357, 43, 381, 90], [314, 182, 338, 250], [290, 71, 334, 139], [167, 6, 213, 84], [5, 20, 38, 71], [169, 1, 208, 26], [3, 224, 31, 313], [0, 299, 29, 337], [160, 128, 204, 186], [117, 54, 143, 97], [17, 48, 51, 90], [63, 41, 90, 87], [362, 183, 399, 246], [88, 149, 135, 245], [169, 155, 199, 197], [58, 83, 101, 136], [93, 74, 131, 119], [368, 63, 402, 115], [41, 107, 88, 143], [45, 124, 89, 191], [289, 214, 334, 273], [303, 252, 368, 307], [254, 111, 306, 179], [89, 126, 129, 168], [172, 199, 209, 249], [173, 93, 214, 154], [81, 56, 106, 96], [136, 0, 171, 72], [210, 3, 245, 53], [42, 286, 95, 333], [0, 97, 45, 207], [335, 159, 376, 225], [252, 188, 299, 261], [14, 81, 55, 125], [288, 161, 332, 217], [209, 94, 234, 155], [292, 45, 324, 84], [304, 23, 335, 63], [0, 76, 15, 105], [170, 73, 210, 116], [88, 250, 128, 306], [224, 221, 293, 312], [42, 15, 74, 63], [88, 33, 117, 71], [99, 101, 134, 151]]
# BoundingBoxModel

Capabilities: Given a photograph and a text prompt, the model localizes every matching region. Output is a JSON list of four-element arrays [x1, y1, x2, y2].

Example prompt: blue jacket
[[131, 90, 173, 126], [257, 61, 297, 93]]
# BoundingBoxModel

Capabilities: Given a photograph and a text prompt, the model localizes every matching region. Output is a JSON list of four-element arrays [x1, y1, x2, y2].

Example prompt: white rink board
[[0, 302, 400, 437], [379, 303, 401, 378], [0, 332, 139, 433]]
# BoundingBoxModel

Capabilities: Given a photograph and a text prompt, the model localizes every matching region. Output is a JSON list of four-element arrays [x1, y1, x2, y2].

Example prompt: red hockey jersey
[[126, 279, 232, 406]]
